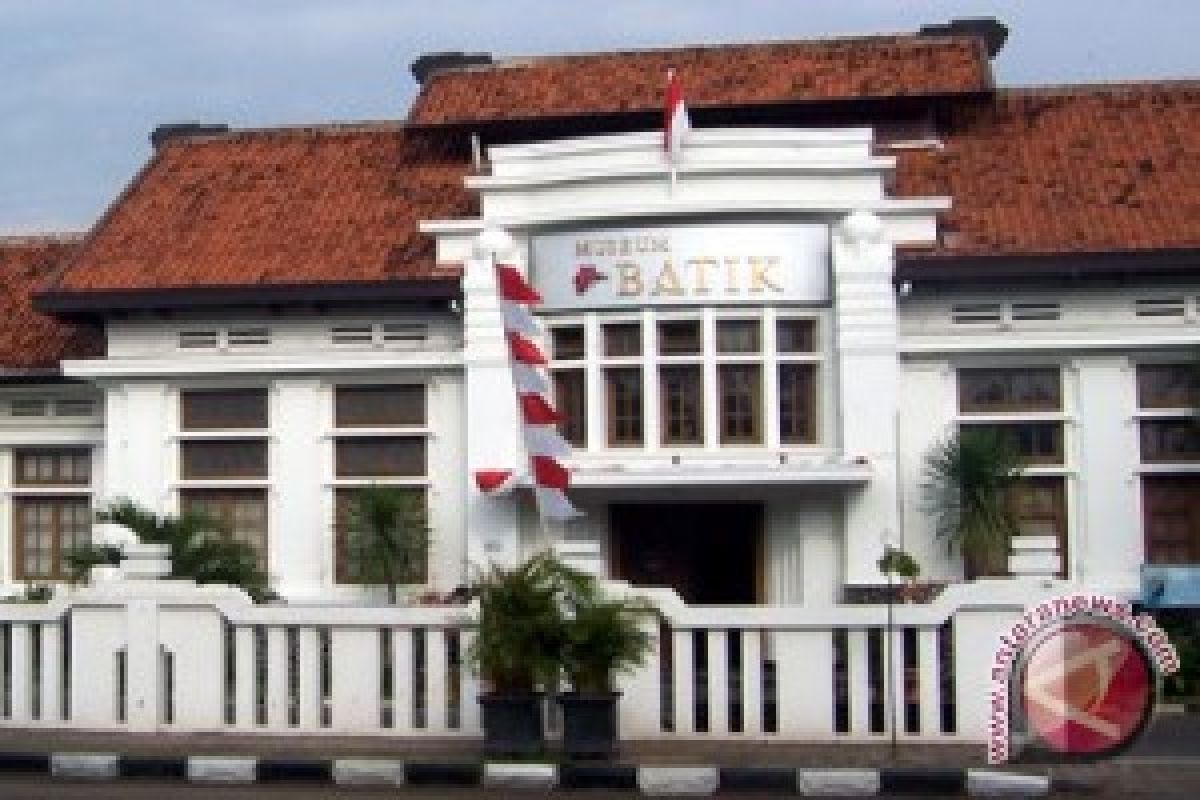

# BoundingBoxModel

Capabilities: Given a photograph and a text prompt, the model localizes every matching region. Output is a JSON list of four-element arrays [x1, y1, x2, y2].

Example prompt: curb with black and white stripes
[[0, 751, 1078, 795]]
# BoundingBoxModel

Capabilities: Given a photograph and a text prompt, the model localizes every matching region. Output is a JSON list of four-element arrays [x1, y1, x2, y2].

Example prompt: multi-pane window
[[606, 367, 644, 446], [180, 489, 269, 565], [334, 488, 427, 584], [181, 440, 268, 479], [959, 422, 1064, 465], [547, 313, 823, 450], [11, 448, 92, 581], [719, 364, 762, 444], [181, 389, 268, 430], [551, 326, 587, 447], [958, 368, 1061, 413], [716, 319, 760, 354], [717, 320, 764, 444], [956, 367, 1067, 576], [178, 388, 269, 565], [335, 384, 424, 428], [335, 438, 425, 478], [331, 384, 429, 584], [657, 320, 702, 356], [1137, 364, 1200, 564], [600, 322, 645, 447], [554, 371, 587, 447], [1143, 477, 1200, 565], [14, 448, 90, 486], [779, 364, 817, 444], [660, 365, 703, 445], [657, 319, 703, 446], [777, 319, 819, 445], [603, 323, 642, 358]]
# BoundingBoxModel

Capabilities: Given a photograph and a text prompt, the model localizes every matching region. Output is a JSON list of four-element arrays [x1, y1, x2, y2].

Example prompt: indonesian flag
[[476, 259, 583, 522], [664, 68, 690, 163], [475, 469, 521, 494]]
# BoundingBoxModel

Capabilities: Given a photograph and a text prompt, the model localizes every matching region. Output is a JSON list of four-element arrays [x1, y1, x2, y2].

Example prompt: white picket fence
[[0, 580, 1042, 742]]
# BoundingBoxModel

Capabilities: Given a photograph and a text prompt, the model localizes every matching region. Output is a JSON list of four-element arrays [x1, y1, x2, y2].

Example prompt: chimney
[[410, 51, 494, 86], [150, 122, 231, 149], [919, 18, 1009, 58]]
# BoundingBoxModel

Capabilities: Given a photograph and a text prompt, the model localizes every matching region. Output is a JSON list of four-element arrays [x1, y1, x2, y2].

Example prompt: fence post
[[124, 596, 161, 732]]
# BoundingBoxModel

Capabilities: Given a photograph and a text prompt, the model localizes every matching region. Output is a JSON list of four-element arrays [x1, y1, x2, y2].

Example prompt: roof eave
[[896, 248, 1200, 284], [33, 278, 463, 318]]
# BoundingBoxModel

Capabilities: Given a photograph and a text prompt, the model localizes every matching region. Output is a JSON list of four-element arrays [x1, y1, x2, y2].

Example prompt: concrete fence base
[[0, 751, 1068, 795]]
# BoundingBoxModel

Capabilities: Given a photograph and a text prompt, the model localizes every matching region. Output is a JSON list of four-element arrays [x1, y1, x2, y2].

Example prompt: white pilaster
[[102, 382, 172, 510], [270, 378, 325, 596], [832, 211, 900, 587], [463, 229, 524, 571]]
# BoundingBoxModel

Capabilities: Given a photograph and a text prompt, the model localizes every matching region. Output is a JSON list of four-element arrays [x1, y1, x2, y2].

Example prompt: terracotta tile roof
[[50, 125, 472, 294], [0, 236, 104, 370], [897, 82, 1200, 260], [409, 34, 992, 125]]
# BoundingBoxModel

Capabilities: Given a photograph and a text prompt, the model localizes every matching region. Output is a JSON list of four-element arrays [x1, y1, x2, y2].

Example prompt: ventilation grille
[[1011, 302, 1061, 321], [330, 326, 373, 345], [8, 397, 48, 417], [951, 303, 1003, 324], [1135, 297, 1186, 318], [55, 398, 98, 417], [381, 323, 427, 343], [2, 397, 97, 418], [227, 328, 271, 347], [178, 330, 219, 349], [330, 323, 429, 346]]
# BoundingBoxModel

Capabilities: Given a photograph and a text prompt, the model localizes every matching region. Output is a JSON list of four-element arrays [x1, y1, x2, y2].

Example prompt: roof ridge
[[155, 119, 409, 146], [472, 31, 980, 73], [0, 232, 85, 246], [1000, 78, 1200, 95]]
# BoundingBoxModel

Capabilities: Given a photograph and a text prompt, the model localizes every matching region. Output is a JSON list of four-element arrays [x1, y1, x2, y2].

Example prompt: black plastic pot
[[559, 691, 620, 759], [479, 692, 545, 757]]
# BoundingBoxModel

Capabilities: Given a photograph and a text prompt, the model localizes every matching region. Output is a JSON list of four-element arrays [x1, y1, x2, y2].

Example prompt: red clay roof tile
[[52, 125, 472, 294], [409, 35, 992, 125], [0, 236, 104, 370], [38, 50, 1200, 307], [897, 82, 1200, 261]]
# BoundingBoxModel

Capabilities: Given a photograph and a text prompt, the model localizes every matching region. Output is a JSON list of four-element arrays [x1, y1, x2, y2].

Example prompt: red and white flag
[[663, 68, 691, 164], [477, 262, 582, 522]]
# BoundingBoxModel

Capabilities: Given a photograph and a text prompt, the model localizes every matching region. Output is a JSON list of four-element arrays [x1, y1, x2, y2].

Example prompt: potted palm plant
[[467, 552, 577, 757], [923, 428, 1024, 579], [559, 584, 654, 759]]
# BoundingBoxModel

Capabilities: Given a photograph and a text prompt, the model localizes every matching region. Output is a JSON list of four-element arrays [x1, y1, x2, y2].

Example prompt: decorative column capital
[[473, 227, 516, 259], [835, 209, 885, 247]]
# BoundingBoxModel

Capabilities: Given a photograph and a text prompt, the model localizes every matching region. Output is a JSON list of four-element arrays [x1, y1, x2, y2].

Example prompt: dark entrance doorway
[[609, 504, 762, 604]]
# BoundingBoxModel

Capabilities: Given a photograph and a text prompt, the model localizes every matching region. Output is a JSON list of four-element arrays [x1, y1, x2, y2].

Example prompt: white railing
[[0, 579, 1051, 741]]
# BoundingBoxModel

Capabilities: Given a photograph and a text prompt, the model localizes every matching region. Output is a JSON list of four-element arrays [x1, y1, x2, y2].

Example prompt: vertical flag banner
[[475, 260, 581, 522]]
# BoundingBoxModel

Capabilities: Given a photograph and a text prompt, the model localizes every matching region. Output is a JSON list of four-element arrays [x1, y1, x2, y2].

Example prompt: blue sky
[[2, 0, 1197, 233]]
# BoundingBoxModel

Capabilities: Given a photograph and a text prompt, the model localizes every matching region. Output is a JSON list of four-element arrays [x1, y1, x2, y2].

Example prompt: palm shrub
[[923, 428, 1025, 578], [561, 590, 653, 694], [340, 485, 429, 604], [64, 499, 270, 601], [467, 552, 582, 693]]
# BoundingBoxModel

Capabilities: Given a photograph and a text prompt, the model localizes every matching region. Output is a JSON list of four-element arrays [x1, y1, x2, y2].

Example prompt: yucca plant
[[341, 485, 429, 604], [924, 428, 1025, 578]]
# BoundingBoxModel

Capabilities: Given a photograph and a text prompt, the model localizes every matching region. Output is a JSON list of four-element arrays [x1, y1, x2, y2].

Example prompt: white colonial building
[[2, 18, 1198, 612]]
